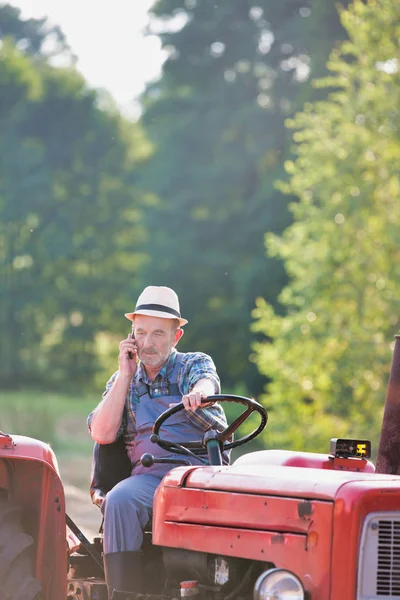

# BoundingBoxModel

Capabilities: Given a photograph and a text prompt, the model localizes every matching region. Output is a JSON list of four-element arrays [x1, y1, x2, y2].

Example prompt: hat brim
[[125, 309, 188, 327]]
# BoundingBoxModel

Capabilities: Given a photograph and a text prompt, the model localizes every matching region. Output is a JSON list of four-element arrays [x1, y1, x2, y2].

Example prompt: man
[[88, 286, 228, 598]]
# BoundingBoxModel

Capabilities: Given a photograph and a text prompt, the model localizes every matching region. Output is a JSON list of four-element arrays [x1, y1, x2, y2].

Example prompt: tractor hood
[[161, 453, 397, 502], [153, 450, 400, 568]]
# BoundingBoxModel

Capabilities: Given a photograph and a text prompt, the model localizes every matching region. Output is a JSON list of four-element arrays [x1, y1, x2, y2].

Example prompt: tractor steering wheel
[[151, 394, 268, 456]]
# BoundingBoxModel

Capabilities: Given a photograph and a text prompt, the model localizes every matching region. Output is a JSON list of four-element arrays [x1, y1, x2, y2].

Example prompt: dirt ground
[[64, 483, 102, 541], [58, 448, 102, 541]]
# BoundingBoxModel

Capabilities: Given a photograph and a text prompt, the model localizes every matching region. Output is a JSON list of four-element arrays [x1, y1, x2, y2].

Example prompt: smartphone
[[128, 332, 135, 360]]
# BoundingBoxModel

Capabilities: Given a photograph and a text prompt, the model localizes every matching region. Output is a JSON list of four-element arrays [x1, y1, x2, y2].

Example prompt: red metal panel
[[156, 462, 400, 600], [0, 435, 67, 600], [181, 463, 390, 501], [158, 485, 331, 534], [153, 521, 331, 599], [330, 479, 400, 600], [0, 432, 14, 449], [153, 484, 333, 599], [161, 465, 201, 487], [0, 434, 60, 473], [154, 520, 306, 559], [235, 449, 375, 473]]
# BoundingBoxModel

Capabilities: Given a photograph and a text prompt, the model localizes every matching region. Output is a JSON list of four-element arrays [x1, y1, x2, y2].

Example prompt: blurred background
[[1, 0, 399, 536]]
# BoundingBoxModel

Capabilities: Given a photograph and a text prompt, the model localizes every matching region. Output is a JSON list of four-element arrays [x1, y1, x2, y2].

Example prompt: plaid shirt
[[88, 350, 227, 438]]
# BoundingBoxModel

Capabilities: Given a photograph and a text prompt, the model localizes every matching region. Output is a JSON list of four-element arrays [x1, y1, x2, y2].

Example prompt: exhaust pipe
[[376, 335, 400, 474]]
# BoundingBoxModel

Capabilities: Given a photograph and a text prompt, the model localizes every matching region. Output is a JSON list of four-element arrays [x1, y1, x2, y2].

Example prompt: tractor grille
[[358, 512, 400, 599], [376, 520, 400, 595]]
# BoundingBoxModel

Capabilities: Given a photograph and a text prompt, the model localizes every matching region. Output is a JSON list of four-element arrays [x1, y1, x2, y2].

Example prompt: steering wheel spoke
[[217, 406, 254, 443]]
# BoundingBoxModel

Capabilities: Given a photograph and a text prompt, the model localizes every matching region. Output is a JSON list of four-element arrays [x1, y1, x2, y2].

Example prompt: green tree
[[139, 0, 350, 395], [0, 34, 151, 390], [253, 0, 400, 453], [0, 3, 73, 60]]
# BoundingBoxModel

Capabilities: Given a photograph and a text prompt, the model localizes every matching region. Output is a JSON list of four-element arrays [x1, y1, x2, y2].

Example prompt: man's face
[[133, 314, 181, 370]]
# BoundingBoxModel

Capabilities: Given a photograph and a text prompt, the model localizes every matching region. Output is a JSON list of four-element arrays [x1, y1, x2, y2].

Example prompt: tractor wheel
[[0, 490, 42, 600]]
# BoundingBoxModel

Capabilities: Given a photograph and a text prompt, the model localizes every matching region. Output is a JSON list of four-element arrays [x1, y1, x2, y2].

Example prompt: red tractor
[[2, 337, 400, 600]]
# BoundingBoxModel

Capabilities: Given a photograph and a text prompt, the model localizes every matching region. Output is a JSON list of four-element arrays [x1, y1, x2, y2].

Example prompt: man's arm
[[89, 373, 131, 443], [175, 352, 227, 432], [89, 332, 138, 444]]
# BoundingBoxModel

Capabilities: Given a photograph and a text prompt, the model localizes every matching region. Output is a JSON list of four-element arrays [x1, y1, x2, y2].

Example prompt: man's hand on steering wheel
[[170, 378, 216, 411], [170, 391, 213, 411]]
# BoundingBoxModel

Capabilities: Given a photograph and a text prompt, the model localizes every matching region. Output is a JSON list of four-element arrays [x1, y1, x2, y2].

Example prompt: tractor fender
[[0, 433, 67, 600]]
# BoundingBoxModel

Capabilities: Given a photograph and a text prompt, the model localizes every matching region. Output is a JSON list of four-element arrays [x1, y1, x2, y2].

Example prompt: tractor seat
[[89, 437, 152, 541], [90, 436, 132, 509]]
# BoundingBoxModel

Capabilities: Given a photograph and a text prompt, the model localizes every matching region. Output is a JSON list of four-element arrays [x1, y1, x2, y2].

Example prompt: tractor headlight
[[254, 568, 304, 600]]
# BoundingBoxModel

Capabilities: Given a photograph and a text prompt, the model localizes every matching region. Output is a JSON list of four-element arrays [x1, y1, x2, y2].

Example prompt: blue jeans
[[102, 474, 162, 554]]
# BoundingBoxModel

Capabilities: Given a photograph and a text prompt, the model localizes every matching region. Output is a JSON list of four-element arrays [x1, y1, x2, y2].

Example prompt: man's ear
[[174, 328, 184, 346]]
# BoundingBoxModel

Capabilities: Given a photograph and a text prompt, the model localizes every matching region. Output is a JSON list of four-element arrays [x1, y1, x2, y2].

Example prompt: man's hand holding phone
[[118, 332, 138, 378], [128, 333, 135, 360]]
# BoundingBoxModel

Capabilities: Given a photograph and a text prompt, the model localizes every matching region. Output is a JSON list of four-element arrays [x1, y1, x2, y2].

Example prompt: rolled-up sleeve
[[180, 352, 221, 395], [179, 353, 226, 432]]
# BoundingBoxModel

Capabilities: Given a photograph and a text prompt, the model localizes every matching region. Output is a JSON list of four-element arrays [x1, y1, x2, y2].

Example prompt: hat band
[[135, 303, 181, 318]]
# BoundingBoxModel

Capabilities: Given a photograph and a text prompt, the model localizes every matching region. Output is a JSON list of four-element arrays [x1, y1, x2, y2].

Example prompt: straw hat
[[124, 286, 188, 326]]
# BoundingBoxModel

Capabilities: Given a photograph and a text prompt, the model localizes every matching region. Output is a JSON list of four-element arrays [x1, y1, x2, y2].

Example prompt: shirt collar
[[137, 348, 177, 384]]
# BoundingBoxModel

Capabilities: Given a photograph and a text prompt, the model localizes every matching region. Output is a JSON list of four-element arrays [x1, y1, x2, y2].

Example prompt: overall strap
[[132, 368, 150, 399], [136, 382, 150, 398], [167, 352, 185, 396]]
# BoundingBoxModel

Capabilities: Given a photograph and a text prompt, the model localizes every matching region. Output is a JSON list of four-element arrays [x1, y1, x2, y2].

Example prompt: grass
[[0, 390, 99, 489]]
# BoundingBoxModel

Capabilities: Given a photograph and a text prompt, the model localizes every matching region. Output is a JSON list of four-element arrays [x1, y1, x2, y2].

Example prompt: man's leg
[[102, 474, 161, 597], [103, 473, 161, 553]]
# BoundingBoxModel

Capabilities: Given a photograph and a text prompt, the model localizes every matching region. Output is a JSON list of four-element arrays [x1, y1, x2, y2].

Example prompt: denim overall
[[102, 352, 214, 554], [128, 352, 213, 476]]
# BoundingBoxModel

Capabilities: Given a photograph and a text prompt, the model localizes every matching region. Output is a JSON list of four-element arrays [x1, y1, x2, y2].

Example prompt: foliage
[[138, 0, 350, 396], [0, 1, 355, 406], [0, 3, 73, 60], [253, 0, 400, 454], [0, 11, 152, 390]]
